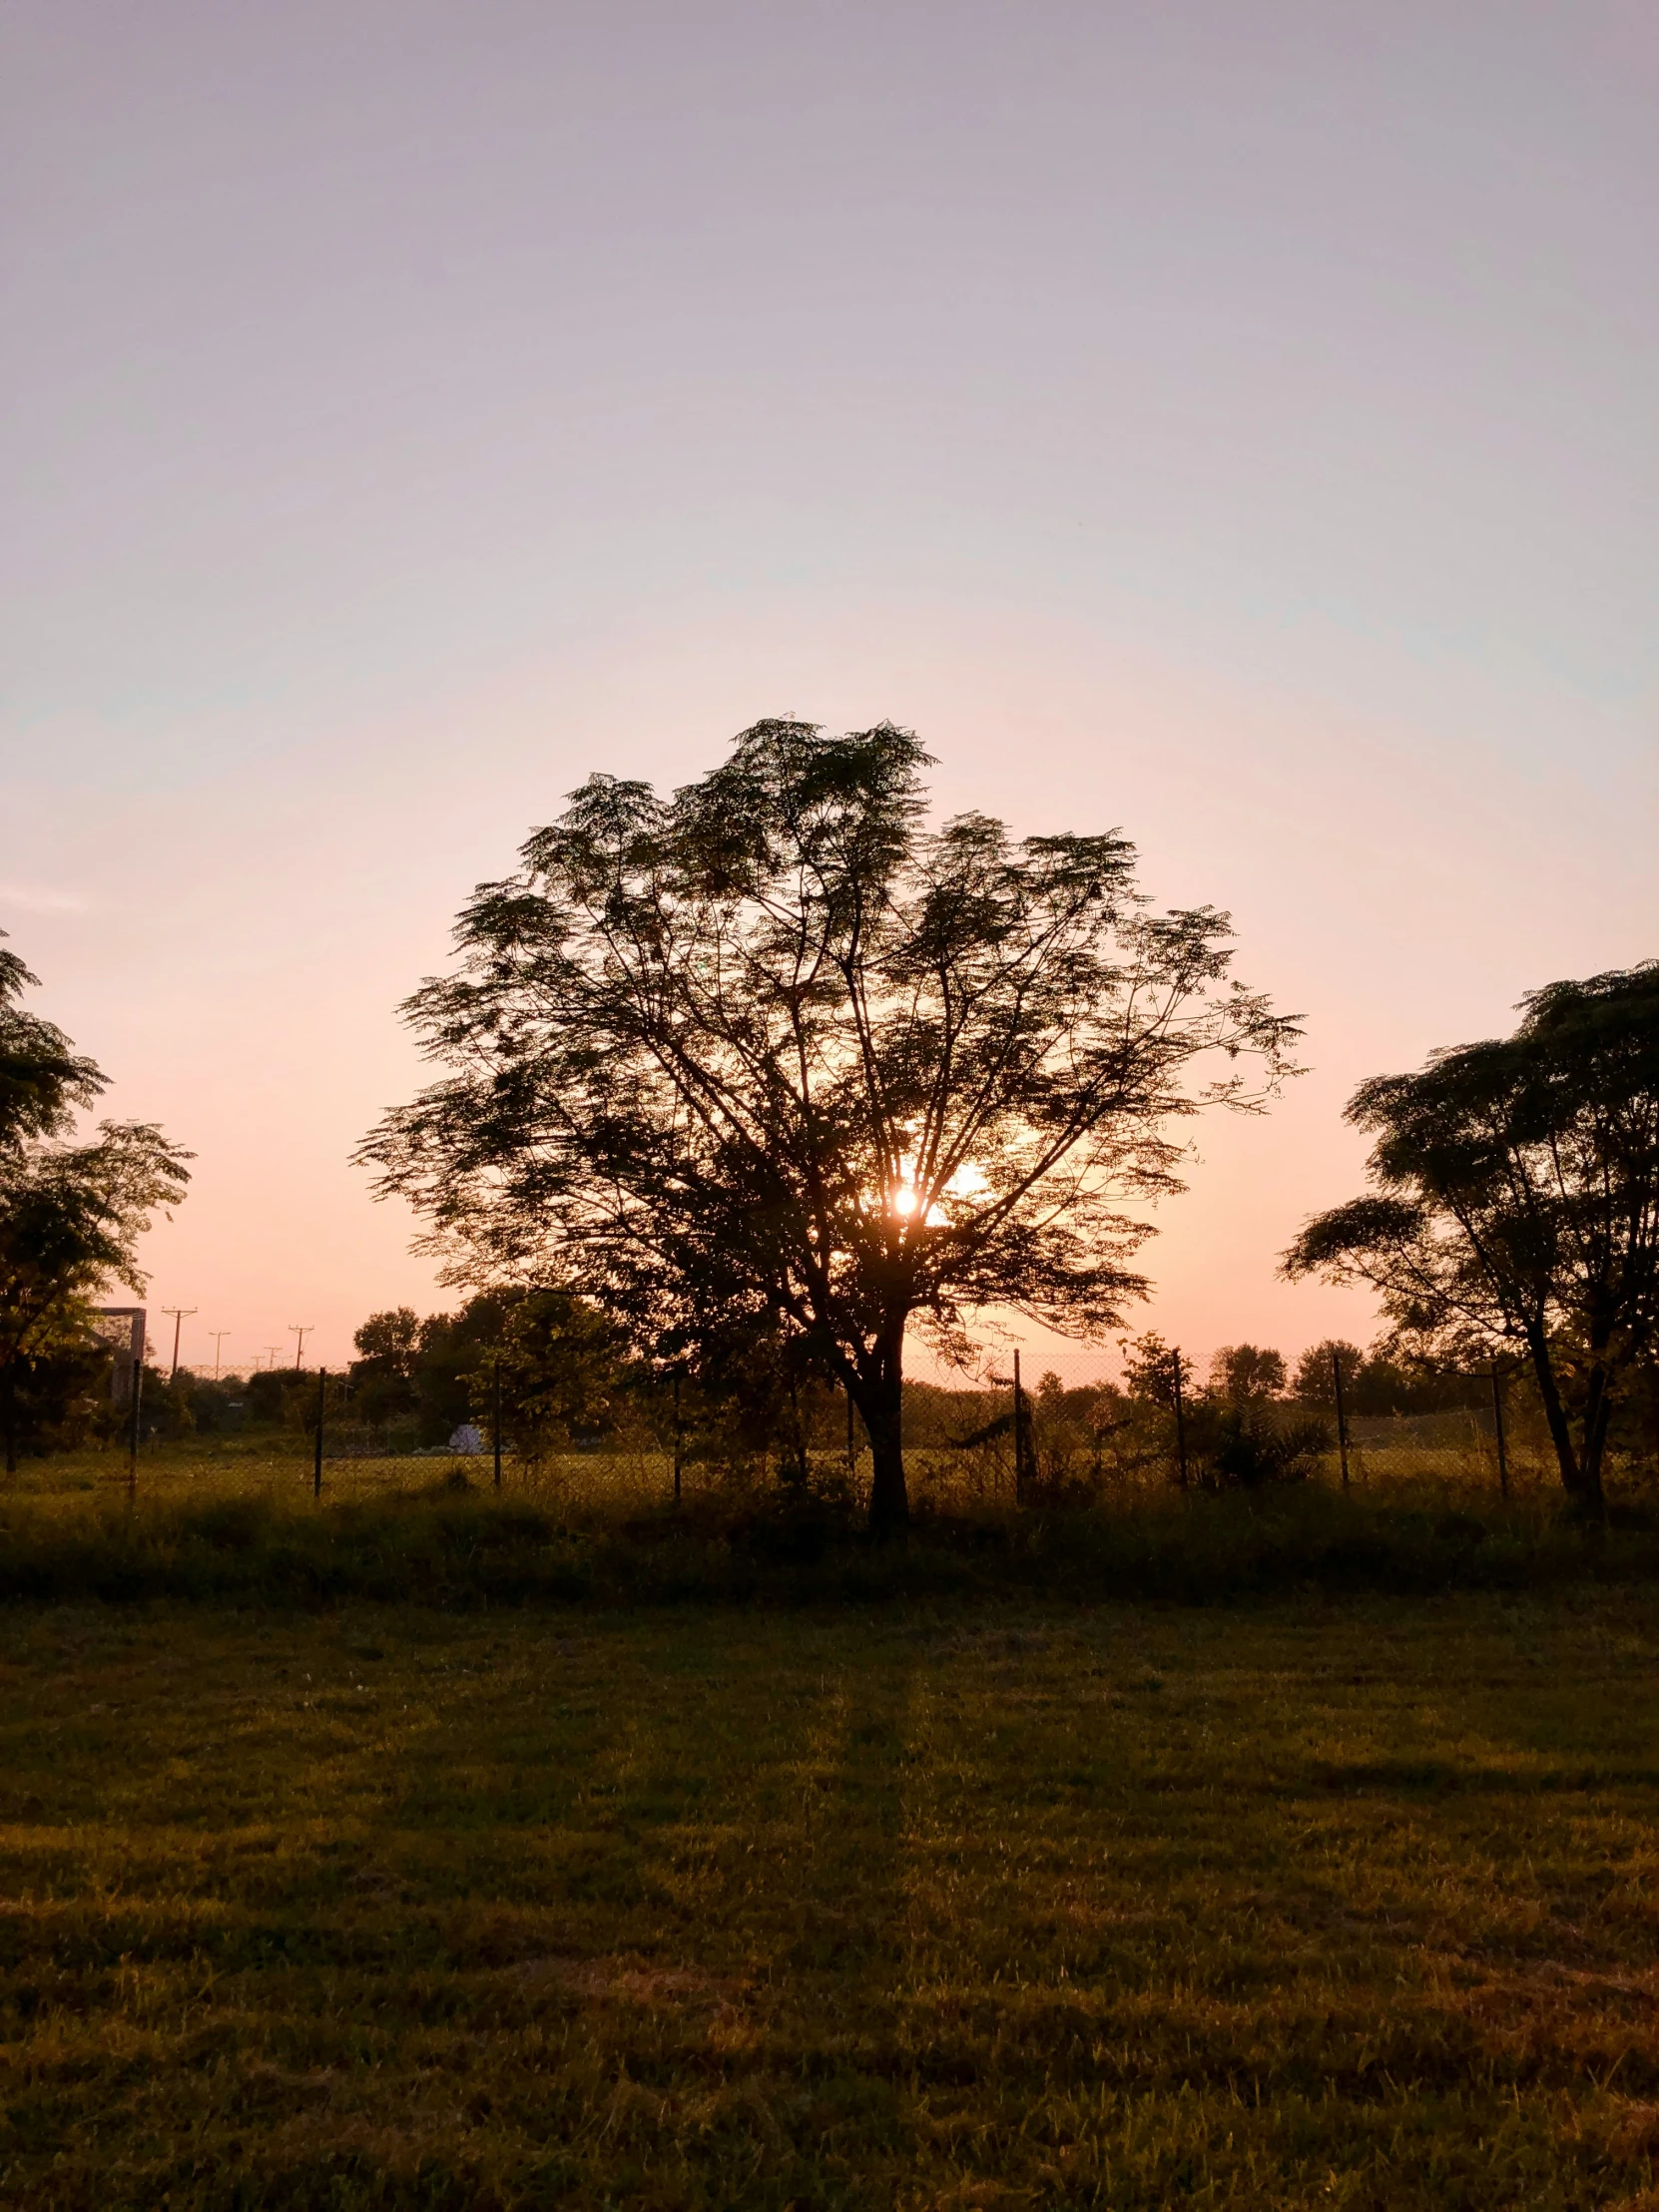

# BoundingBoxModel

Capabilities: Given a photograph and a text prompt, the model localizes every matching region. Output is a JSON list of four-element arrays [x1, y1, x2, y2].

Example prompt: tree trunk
[[1527, 1329, 1601, 1515], [857, 1329, 908, 1538], [1580, 1362, 1615, 1513]]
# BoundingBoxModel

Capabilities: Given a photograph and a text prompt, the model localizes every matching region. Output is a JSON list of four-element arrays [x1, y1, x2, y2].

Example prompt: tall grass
[[0, 1443, 1654, 1607]]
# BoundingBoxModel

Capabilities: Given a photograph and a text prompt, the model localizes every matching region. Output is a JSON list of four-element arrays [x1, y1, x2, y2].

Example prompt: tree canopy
[[0, 935, 191, 1470], [362, 720, 1298, 1528], [1208, 1344, 1287, 1402], [350, 1292, 629, 1450], [1283, 962, 1659, 1507], [0, 939, 103, 1154]]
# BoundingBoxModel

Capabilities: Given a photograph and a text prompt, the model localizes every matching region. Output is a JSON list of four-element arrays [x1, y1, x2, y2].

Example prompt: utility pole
[[1332, 1346, 1352, 1493], [313, 1369, 326, 1497], [1491, 1367, 1509, 1498], [208, 1331, 232, 1381], [161, 1305, 197, 1382], [264, 1347, 282, 1373], [288, 1325, 312, 1372]]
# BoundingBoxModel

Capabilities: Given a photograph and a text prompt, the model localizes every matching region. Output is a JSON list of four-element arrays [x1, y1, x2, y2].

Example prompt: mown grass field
[[7, 1567, 1659, 2207]]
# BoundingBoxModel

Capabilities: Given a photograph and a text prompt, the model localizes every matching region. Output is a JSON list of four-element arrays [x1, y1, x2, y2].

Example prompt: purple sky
[[4, 1, 1655, 1376]]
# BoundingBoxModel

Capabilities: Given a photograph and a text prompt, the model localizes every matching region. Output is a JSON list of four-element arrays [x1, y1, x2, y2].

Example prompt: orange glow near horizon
[[17, 614, 1650, 1382]]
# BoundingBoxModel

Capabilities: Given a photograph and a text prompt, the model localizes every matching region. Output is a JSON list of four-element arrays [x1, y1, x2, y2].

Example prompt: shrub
[[1199, 1406, 1333, 1488]]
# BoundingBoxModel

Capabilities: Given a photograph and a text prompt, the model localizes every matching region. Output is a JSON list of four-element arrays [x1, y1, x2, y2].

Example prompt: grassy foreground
[[5, 1592, 1659, 2207]]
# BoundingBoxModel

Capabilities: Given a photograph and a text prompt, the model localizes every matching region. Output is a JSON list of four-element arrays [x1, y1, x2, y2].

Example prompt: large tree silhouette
[[362, 721, 1296, 1529], [1284, 963, 1659, 1510]]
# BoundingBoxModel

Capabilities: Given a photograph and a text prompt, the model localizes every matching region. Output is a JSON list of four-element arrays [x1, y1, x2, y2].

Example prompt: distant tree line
[[1205, 1339, 1483, 1416], [337, 1291, 861, 1483]]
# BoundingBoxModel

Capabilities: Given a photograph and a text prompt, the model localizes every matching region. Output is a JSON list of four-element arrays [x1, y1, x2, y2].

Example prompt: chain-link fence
[[28, 1333, 1589, 1510], [894, 1340, 1566, 1504]]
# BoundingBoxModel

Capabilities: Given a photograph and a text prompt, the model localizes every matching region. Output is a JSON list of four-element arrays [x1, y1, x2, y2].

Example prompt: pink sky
[[4, 4, 1655, 1378]]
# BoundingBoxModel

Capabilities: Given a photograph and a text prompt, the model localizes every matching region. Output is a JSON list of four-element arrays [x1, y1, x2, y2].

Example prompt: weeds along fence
[[23, 1341, 1580, 1513]]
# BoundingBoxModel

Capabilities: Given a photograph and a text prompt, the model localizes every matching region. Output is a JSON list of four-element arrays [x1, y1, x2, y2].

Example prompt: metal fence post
[[1491, 1366, 1509, 1497], [493, 1361, 503, 1491], [313, 1369, 325, 1498], [673, 1371, 684, 1505], [1013, 1350, 1026, 1503], [1332, 1346, 1351, 1492], [128, 1356, 143, 1500]]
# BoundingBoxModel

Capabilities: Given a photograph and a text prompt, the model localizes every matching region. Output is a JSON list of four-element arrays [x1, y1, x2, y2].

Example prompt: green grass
[[5, 1437, 684, 1512], [6, 1591, 1659, 2206], [0, 1452, 1654, 1611]]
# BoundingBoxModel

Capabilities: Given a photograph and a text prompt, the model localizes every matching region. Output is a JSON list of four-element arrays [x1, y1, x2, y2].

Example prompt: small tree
[[458, 1289, 632, 1465], [362, 721, 1297, 1531], [1291, 1339, 1365, 1407], [1208, 1344, 1287, 1402], [409, 1303, 504, 1444], [349, 1307, 423, 1425], [1121, 1331, 1196, 1410], [353, 1306, 421, 1374], [1283, 964, 1659, 1509]]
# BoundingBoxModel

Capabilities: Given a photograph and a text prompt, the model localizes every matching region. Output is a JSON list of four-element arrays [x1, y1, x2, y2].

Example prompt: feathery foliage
[[1284, 963, 1659, 1507], [362, 721, 1297, 1529]]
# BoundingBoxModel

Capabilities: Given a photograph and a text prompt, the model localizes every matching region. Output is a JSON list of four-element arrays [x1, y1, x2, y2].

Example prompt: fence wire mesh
[[39, 1332, 1577, 1510]]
